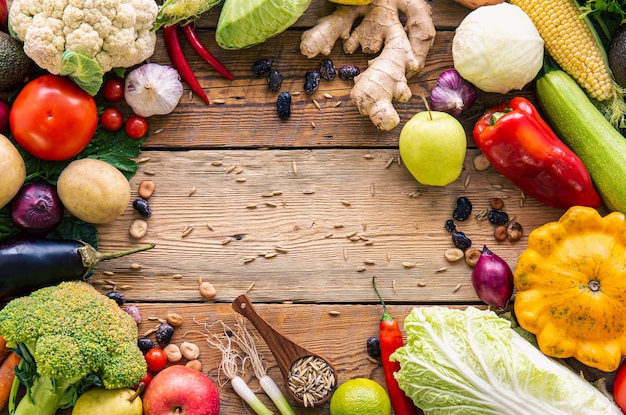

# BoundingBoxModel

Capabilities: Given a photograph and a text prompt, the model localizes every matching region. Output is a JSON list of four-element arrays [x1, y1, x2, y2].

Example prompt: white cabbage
[[452, 3, 544, 93], [391, 306, 621, 415]]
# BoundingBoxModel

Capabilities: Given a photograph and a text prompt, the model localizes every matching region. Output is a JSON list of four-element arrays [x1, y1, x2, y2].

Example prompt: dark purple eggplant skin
[[0, 237, 154, 299]]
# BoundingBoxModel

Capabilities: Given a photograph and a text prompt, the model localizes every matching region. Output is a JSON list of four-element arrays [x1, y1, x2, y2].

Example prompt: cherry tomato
[[613, 359, 626, 411], [100, 108, 124, 131], [125, 115, 149, 139], [10, 74, 98, 161], [102, 78, 124, 102], [145, 348, 167, 372], [134, 370, 154, 391]]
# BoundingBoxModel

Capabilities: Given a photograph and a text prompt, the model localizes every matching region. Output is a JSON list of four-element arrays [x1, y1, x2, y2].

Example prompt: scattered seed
[[343, 248, 348, 261], [212, 98, 226, 104], [364, 240, 374, 246], [362, 221, 367, 231], [292, 160, 298, 175], [452, 283, 462, 293], [364, 259, 375, 265], [144, 170, 155, 176], [288, 356, 335, 407], [246, 204, 257, 209], [198, 277, 217, 299], [264, 252, 277, 259], [386, 251, 391, 262], [436, 267, 447, 273], [130, 263, 142, 270], [275, 245, 289, 253], [417, 281, 427, 287], [211, 160, 223, 166], [323, 93, 333, 99], [226, 164, 237, 173], [119, 284, 132, 290], [392, 279, 397, 294], [349, 236, 360, 242], [235, 167, 244, 174], [324, 233, 334, 238], [302, 189, 315, 194], [475, 208, 489, 221], [328, 310, 341, 316], [181, 226, 193, 238], [408, 190, 423, 198], [402, 262, 416, 268], [370, 183, 375, 196], [492, 184, 503, 190], [334, 223, 344, 229], [473, 154, 490, 171], [246, 282, 255, 293], [312, 99, 322, 111], [311, 121, 316, 128], [236, 177, 247, 183], [172, 274, 183, 279], [221, 238, 232, 245], [206, 223, 214, 231], [356, 266, 366, 272], [102, 271, 114, 277], [243, 256, 256, 264], [364, 154, 374, 160], [333, 101, 342, 107], [464, 175, 471, 188], [345, 231, 357, 238], [444, 248, 464, 262], [341, 200, 351, 207], [188, 187, 197, 196], [136, 156, 151, 163], [265, 202, 277, 208], [153, 128, 164, 135]]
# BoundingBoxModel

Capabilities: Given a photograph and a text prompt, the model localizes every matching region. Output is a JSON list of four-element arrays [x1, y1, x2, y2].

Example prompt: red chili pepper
[[473, 97, 601, 209], [162, 25, 210, 104], [372, 276, 419, 415], [181, 23, 234, 80]]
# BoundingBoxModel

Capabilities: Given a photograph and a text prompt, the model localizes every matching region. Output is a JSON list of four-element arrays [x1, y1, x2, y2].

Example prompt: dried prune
[[137, 337, 155, 353], [366, 336, 381, 359], [452, 230, 472, 251], [338, 65, 361, 80], [276, 92, 292, 120], [488, 210, 509, 225], [319, 58, 336, 81], [445, 219, 457, 233], [155, 322, 174, 346], [453, 196, 472, 221], [133, 197, 152, 218], [106, 291, 126, 306], [268, 69, 282, 92], [252, 58, 272, 75], [304, 70, 321, 94]]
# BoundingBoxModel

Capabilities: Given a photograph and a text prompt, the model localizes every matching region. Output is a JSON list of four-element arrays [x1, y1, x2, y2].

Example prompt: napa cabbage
[[391, 306, 621, 415]]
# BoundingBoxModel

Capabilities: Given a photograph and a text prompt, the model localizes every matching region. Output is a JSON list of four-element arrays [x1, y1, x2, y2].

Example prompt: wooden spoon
[[231, 294, 337, 407]]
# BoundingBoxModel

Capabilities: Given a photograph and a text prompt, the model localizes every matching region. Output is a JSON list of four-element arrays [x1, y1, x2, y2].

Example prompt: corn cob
[[510, 0, 625, 125]]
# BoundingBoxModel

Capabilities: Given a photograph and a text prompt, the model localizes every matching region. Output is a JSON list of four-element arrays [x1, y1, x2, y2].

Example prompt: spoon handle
[[232, 294, 310, 379]]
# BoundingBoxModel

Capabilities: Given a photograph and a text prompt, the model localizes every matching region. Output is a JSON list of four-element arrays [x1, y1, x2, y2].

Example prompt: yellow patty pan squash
[[514, 206, 626, 372]]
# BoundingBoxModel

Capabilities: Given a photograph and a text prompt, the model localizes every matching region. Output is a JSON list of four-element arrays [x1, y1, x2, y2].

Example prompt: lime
[[329, 378, 391, 415]]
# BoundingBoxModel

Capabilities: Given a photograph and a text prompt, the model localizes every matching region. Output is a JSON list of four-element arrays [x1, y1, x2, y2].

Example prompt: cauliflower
[[9, 0, 158, 94]]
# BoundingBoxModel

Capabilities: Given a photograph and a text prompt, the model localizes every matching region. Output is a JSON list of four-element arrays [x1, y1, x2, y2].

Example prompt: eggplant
[[0, 237, 154, 299]]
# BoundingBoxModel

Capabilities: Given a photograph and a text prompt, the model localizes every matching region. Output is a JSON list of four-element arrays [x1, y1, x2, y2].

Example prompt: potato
[[0, 133, 26, 209], [57, 158, 131, 224]]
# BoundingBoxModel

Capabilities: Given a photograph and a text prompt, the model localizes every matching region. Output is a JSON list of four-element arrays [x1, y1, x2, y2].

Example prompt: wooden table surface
[[3, 1, 590, 414]]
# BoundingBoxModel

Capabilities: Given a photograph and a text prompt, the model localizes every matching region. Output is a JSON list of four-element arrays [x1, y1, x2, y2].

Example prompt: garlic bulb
[[124, 63, 184, 117]]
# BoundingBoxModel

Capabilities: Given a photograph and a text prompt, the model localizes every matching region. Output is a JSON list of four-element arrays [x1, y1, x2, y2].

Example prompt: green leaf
[[79, 126, 148, 178], [60, 50, 104, 96]]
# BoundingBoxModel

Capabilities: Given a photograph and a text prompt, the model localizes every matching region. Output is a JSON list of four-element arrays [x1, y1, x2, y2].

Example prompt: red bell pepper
[[473, 97, 601, 209]]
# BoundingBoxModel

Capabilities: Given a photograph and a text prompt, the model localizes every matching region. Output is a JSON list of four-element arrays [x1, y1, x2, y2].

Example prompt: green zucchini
[[536, 69, 626, 214]]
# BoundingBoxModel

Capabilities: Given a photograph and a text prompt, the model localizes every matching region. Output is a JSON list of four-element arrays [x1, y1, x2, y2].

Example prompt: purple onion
[[11, 183, 64, 234], [471, 245, 514, 308], [429, 69, 477, 117], [0, 99, 9, 133]]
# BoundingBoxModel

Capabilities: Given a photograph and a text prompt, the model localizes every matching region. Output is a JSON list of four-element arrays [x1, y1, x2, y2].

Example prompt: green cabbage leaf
[[216, 0, 311, 50], [391, 306, 621, 415]]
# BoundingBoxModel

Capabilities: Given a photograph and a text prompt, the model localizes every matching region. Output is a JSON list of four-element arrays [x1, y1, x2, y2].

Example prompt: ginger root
[[300, 0, 435, 130]]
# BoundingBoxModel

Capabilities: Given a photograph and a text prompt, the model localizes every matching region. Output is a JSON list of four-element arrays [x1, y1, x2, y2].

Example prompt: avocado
[[0, 31, 31, 91], [609, 24, 626, 88]]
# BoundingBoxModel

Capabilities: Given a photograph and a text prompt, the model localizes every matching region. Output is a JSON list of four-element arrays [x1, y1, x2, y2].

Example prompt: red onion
[[471, 245, 514, 308], [11, 183, 64, 234], [0, 98, 9, 133], [429, 69, 477, 117]]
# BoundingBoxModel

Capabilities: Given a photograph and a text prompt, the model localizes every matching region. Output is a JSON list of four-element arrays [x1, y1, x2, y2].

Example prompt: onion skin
[[429, 69, 477, 117], [11, 183, 64, 235], [0, 99, 9, 133], [471, 245, 513, 308]]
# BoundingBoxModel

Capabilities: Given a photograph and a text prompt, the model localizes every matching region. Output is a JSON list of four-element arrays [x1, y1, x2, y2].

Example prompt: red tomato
[[10, 75, 98, 161], [134, 370, 154, 391], [102, 78, 124, 102], [145, 348, 167, 372], [100, 108, 123, 131], [125, 115, 149, 139], [613, 359, 626, 412]]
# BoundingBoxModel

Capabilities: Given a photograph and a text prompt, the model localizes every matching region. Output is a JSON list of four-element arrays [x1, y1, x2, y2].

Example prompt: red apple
[[142, 365, 220, 415]]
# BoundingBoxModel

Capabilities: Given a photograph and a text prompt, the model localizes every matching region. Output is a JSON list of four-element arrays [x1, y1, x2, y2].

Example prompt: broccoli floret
[[0, 281, 147, 415]]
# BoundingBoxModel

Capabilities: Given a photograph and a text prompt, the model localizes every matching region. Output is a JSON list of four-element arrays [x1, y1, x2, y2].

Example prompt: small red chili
[[181, 23, 234, 80], [162, 25, 210, 104], [372, 276, 419, 415]]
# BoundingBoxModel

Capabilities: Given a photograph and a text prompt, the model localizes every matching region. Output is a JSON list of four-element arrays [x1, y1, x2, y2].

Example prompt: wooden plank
[[93, 148, 565, 304]]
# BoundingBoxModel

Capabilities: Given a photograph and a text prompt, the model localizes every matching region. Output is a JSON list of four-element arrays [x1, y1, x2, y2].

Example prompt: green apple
[[72, 387, 142, 415], [399, 110, 467, 186]]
